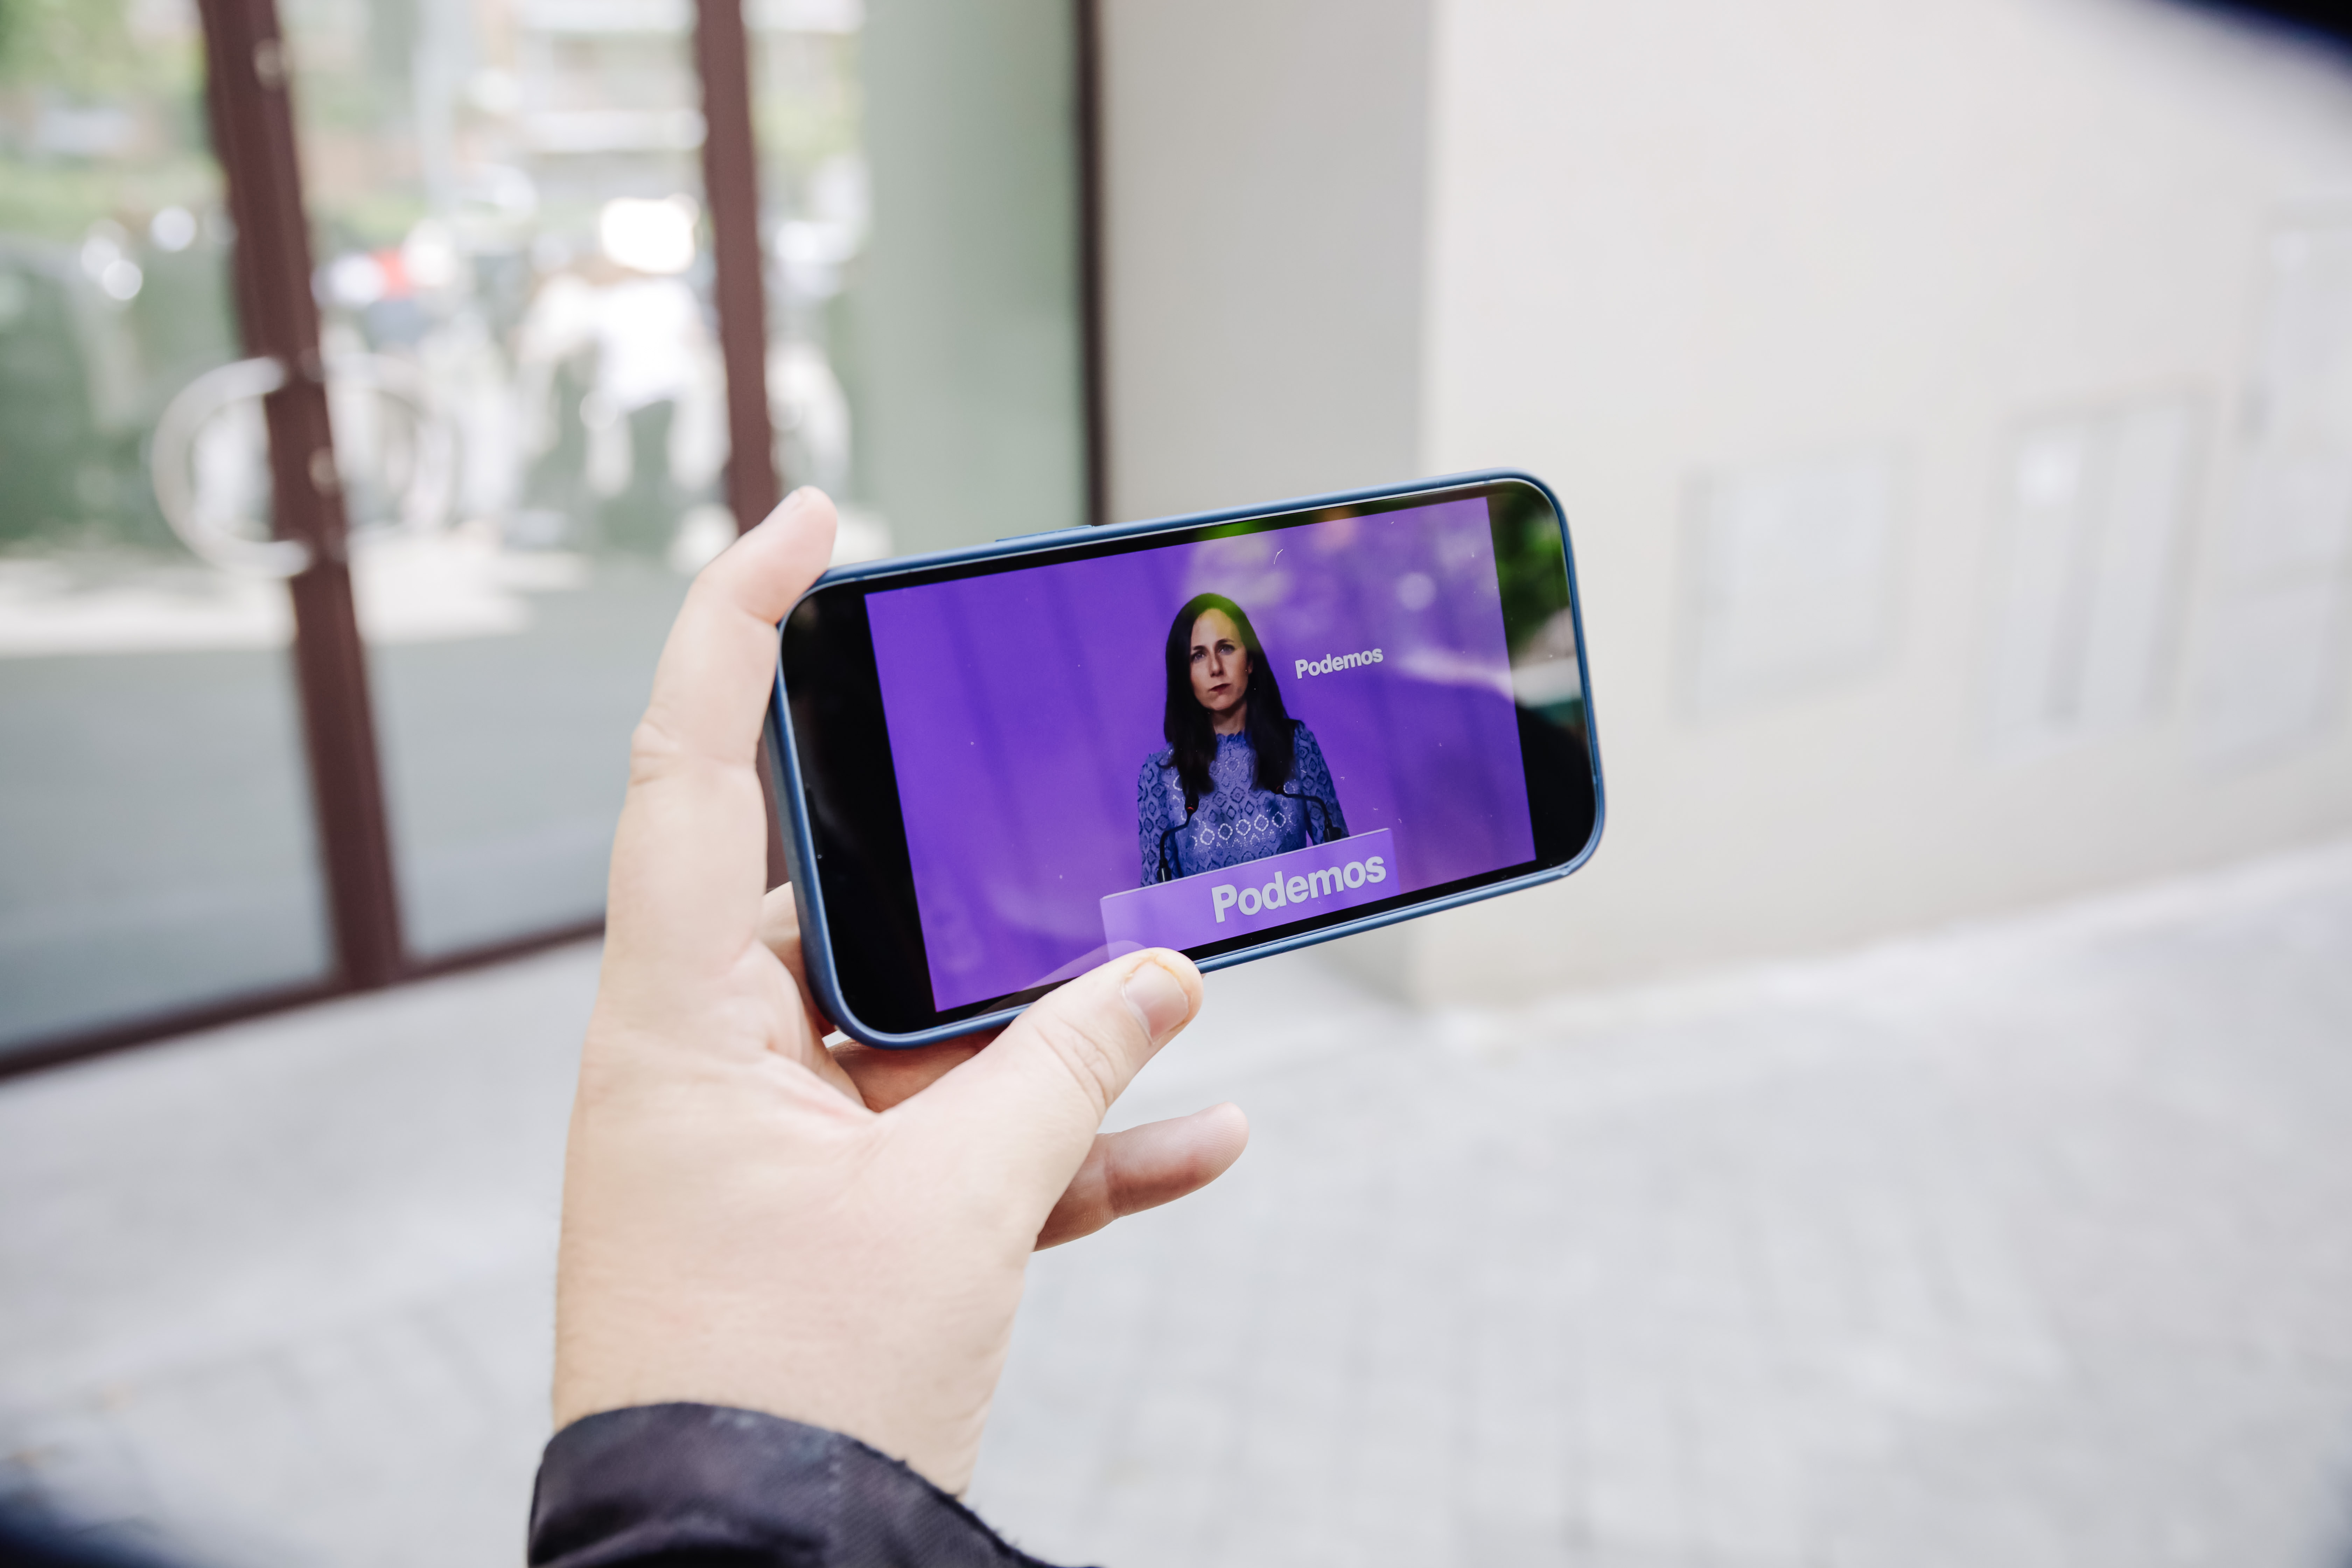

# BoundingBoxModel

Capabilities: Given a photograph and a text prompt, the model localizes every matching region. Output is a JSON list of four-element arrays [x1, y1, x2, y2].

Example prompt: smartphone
[[767, 470, 1604, 1048]]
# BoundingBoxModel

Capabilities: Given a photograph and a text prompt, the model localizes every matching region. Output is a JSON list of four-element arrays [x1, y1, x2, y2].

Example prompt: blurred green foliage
[[0, 0, 164, 95], [0, 0, 235, 550], [0, 0, 218, 240], [1492, 482, 1573, 655]]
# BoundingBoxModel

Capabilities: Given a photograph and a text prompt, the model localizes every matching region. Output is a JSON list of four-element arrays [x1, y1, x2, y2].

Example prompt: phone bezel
[[766, 468, 1606, 1048]]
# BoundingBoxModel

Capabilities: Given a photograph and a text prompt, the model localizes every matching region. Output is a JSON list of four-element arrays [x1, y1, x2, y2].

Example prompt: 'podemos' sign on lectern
[[1099, 830, 1396, 956]]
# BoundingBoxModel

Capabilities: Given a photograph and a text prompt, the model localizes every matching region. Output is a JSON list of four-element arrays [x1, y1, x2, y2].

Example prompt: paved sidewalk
[[5, 842, 2352, 1567]]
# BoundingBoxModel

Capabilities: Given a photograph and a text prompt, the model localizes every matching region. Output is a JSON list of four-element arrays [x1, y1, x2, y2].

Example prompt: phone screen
[[779, 478, 1597, 1034]]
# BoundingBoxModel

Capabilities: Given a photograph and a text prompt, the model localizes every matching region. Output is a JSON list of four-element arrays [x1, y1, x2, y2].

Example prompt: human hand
[[552, 488, 1249, 1493]]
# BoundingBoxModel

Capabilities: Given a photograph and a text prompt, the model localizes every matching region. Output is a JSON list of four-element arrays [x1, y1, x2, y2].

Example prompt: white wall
[[1102, 0, 2352, 1001], [1098, 0, 1433, 519]]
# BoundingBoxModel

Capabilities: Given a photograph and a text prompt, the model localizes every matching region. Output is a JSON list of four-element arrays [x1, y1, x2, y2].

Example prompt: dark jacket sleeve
[[528, 1404, 1077, 1568]]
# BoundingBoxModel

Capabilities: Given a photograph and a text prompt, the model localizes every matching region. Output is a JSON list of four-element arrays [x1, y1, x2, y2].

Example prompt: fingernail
[[1121, 961, 1191, 1046]]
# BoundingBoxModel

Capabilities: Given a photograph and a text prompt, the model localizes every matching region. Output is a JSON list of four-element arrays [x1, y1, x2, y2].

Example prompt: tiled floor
[[6, 841, 2352, 1567], [0, 946, 588, 1567]]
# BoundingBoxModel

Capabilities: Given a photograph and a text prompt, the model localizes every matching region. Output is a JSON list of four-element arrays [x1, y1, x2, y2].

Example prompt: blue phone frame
[[764, 468, 1606, 1048]]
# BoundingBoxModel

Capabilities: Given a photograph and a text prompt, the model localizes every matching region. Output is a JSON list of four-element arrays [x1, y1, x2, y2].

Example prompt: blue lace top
[[1137, 724, 1348, 885]]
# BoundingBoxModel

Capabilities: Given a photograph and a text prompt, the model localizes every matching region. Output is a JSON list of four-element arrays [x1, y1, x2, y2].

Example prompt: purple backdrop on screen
[[866, 498, 1533, 1010]]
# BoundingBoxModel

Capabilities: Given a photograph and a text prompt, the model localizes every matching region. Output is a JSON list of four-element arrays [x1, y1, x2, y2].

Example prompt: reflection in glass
[[278, 0, 738, 955], [756, 0, 1088, 555], [0, 0, 332, 1051]]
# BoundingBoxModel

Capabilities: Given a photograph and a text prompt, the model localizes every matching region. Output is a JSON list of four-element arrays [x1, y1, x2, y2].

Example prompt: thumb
[[908, 951, 1203, 1197]]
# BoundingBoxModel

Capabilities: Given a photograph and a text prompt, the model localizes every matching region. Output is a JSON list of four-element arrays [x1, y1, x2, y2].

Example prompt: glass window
[[274, 0, 1094, 959], [277, 0, 721, 957], [0, 0, 332, 1053], [756, 0, 1089, 557], [0, 0, 1097, 1054]]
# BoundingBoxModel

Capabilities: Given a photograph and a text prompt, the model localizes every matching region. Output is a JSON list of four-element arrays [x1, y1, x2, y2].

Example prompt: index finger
[[605, 489, 836, 973]]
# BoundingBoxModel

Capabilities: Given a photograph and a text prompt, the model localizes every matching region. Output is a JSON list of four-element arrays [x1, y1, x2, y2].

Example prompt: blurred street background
[[5, 840, 2352, 1566], [6, 0, 2352, 1562]]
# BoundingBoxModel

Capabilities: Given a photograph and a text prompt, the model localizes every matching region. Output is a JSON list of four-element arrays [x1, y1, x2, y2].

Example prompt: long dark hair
[[1162, 593, 1296, 810]]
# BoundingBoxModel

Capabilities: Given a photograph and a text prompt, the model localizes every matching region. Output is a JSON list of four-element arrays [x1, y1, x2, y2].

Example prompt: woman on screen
[[1138, 593, 1348, 886]]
